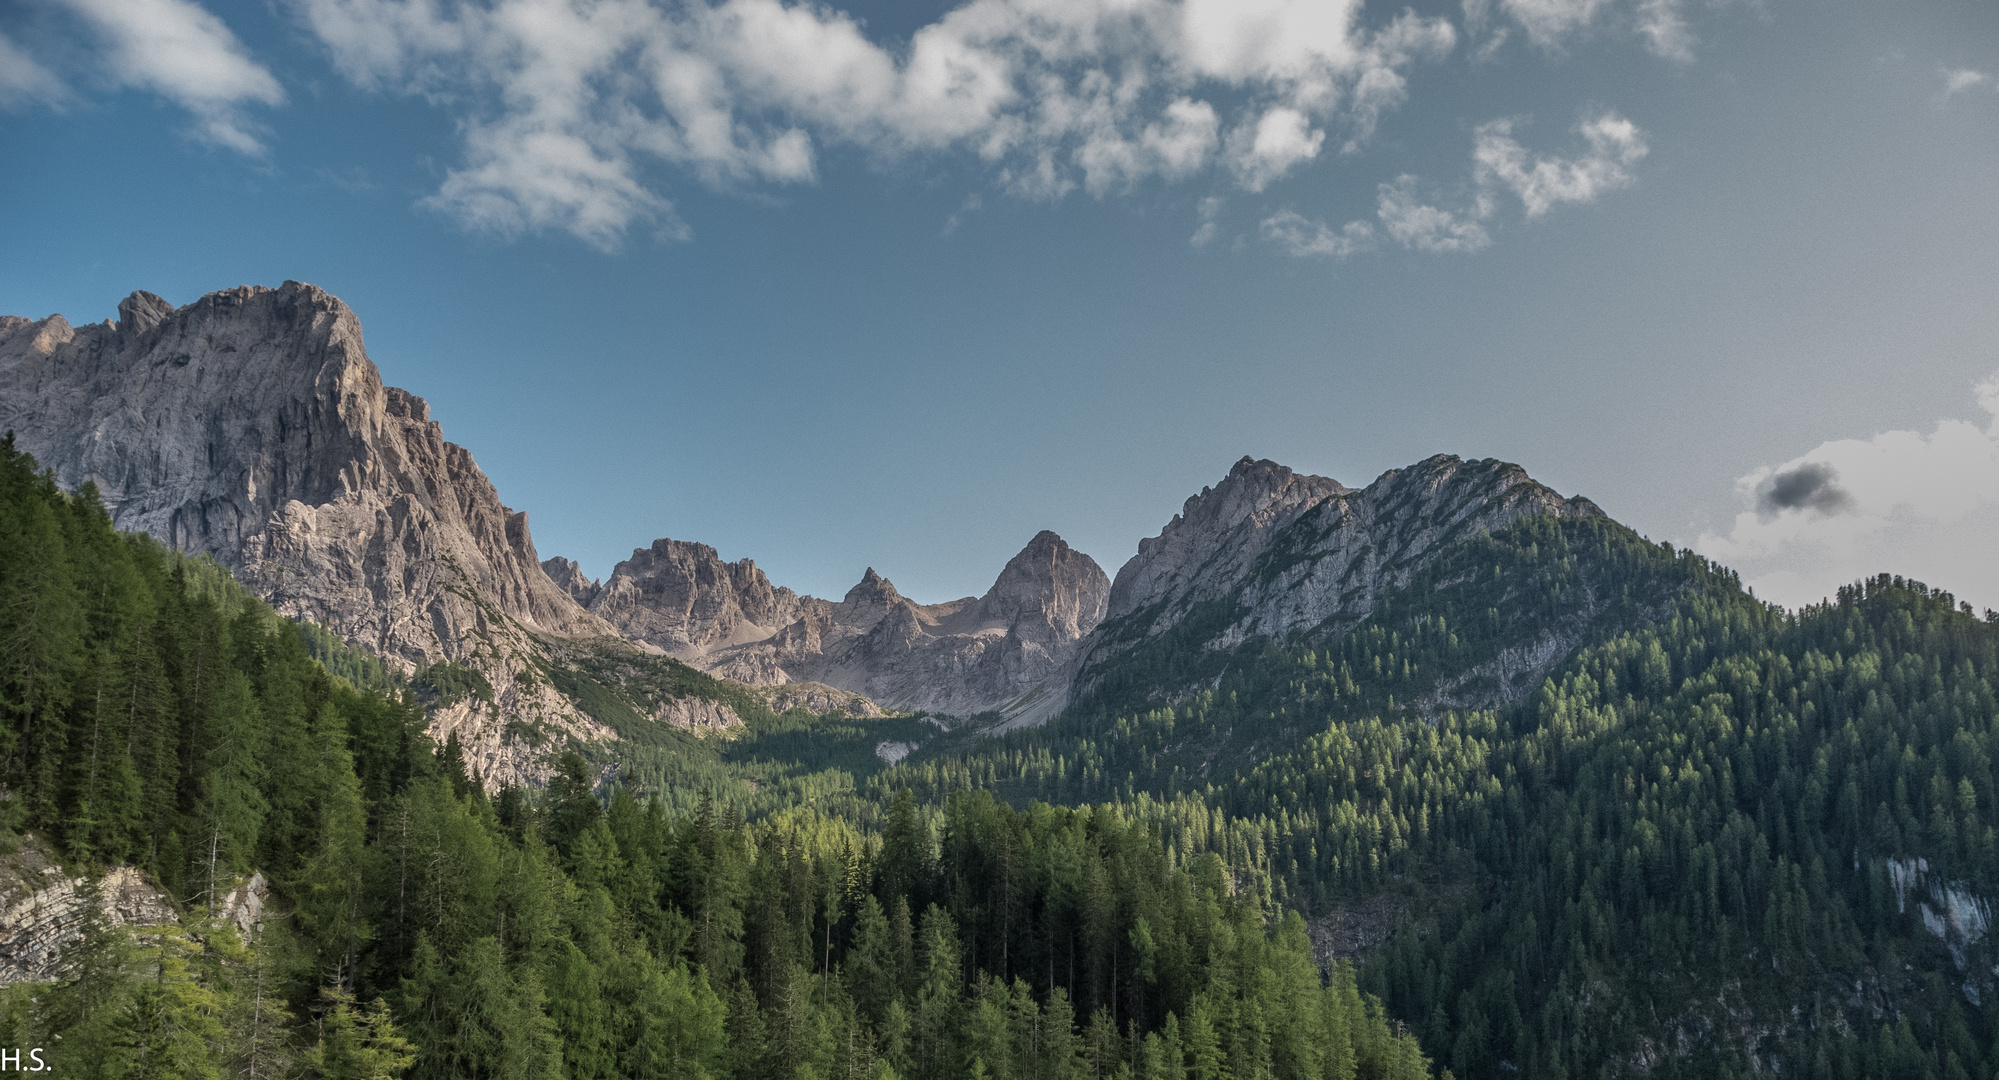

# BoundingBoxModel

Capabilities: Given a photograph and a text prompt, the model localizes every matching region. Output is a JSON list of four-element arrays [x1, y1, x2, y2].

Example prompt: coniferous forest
[[7, 431, 1999, 1079], [0, 437, 1436, 1078]]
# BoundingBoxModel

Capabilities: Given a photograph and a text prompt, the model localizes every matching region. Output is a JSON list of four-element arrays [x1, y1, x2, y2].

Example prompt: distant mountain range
[[0, 282, 1604, 781]]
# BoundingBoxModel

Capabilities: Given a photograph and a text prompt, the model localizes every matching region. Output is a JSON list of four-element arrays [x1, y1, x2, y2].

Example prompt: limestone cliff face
[[0, 284, 631, 786], [1104, 456, 1352, 623], [0, 283, 606, 662], [0, 283, 1609, 751], [542, 556, 602, 607], [588, 539, 827, 658], [577, 531, 1110, 721], [1077, 454, 1604, 696]]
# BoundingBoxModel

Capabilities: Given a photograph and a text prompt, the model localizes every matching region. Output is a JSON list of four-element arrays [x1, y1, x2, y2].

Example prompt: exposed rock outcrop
[[1105, 457, 1351, 623], [0, 840, 280, 987], [0, 840, 176, 986], [763, 682, 890, 718], [543, 556, 602, 608], [588, 539, 825, 657], [1076, 454, 1603, 699], [217, 872, 271, 942], [577, 531, 1110, 722]]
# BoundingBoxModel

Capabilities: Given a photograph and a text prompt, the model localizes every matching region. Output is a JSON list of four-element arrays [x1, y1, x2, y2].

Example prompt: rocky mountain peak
[[543, 556, 601, 608], [1079, 452, 1604, 700], [383, 385, 430, 422], [116, 290, 174, 336], [585, 538, 815, 659], [843, 567, 905, 609], [575, 530, 1110, 723], [1109, 457, 1349, 621], [977, 531, 1109, 644], [1187, 456, 1350, 533]]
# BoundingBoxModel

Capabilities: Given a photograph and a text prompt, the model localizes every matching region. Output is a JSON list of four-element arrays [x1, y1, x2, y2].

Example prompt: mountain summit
[[1077, 452, 1605, 706]]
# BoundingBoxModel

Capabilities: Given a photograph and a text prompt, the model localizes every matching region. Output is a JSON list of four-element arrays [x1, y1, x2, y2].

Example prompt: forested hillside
[[0, 435, 1438, 1078], [10, 426, 1999, 1078], [880, 515, 1999, 1078]]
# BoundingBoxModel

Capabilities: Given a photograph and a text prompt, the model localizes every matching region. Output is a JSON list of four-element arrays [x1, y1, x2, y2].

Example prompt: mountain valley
[[2, 283, 1996, 1080]]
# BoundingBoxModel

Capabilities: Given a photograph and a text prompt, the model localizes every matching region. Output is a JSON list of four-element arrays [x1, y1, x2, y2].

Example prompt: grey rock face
[[0, 838, 277, 987], [0, 282, 604, 661], [0, 284, 632, 786], [216, 872, 271, 942], [542, 556, 602, 607], [588, 538, 826, 658], [763, 682, 889, 718], [1077, 453, 1602, 695], [581, 531, 1109, 721], [0, 839, 176, 986], [1105, 456, 1352, 622]]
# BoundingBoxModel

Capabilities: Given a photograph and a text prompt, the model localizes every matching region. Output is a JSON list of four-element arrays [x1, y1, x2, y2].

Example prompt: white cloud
[[293, 0, 1456, 245], [1375, 175, 1491, 252], [1258, 210, 1373, 257], [0, 32, 68, 108], [1498, 0, 1610, 48], [1491, 0, 1709, 60], [1145, 98, 1221, 178], [942, 193, 983, 236], [1635, 0, 1694, 63], [1341, 11, 1458, 149], [1474, 111, 1646, 217], [1229, 106, 1325, 191], [427, 124, 681, 249], [1264, 108, 1643, 260], [60, 0, 285, 154], [1695, 370, 1999, 611], [1941, 68, 1992, 100]]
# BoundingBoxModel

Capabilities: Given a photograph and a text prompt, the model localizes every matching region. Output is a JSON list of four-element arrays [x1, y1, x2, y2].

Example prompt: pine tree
[[305, 986, 416, 1080], [192, 670, 269, 906], [64, 643, 145, 861], [297, 703, 373, 980], [109, 926, 233, 1079], [846, 895, 899, 1026], [914, 905, 963, 1078], [547, 944, 612, 1080]]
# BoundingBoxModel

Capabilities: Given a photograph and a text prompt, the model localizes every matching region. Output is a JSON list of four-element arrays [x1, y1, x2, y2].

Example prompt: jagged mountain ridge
[[556, 530, 1110, 722], [1, 281, 1617, 774], [1075, 453, 1606, 706], [0, 283, 1106, 775]]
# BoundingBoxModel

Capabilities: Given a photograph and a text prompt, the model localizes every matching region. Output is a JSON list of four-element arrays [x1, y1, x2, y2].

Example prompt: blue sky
[[3, 0, 1997, 610]]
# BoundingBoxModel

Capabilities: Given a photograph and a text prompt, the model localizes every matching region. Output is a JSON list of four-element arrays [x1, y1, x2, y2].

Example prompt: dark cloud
[[1758, 461, 1855, 516]]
